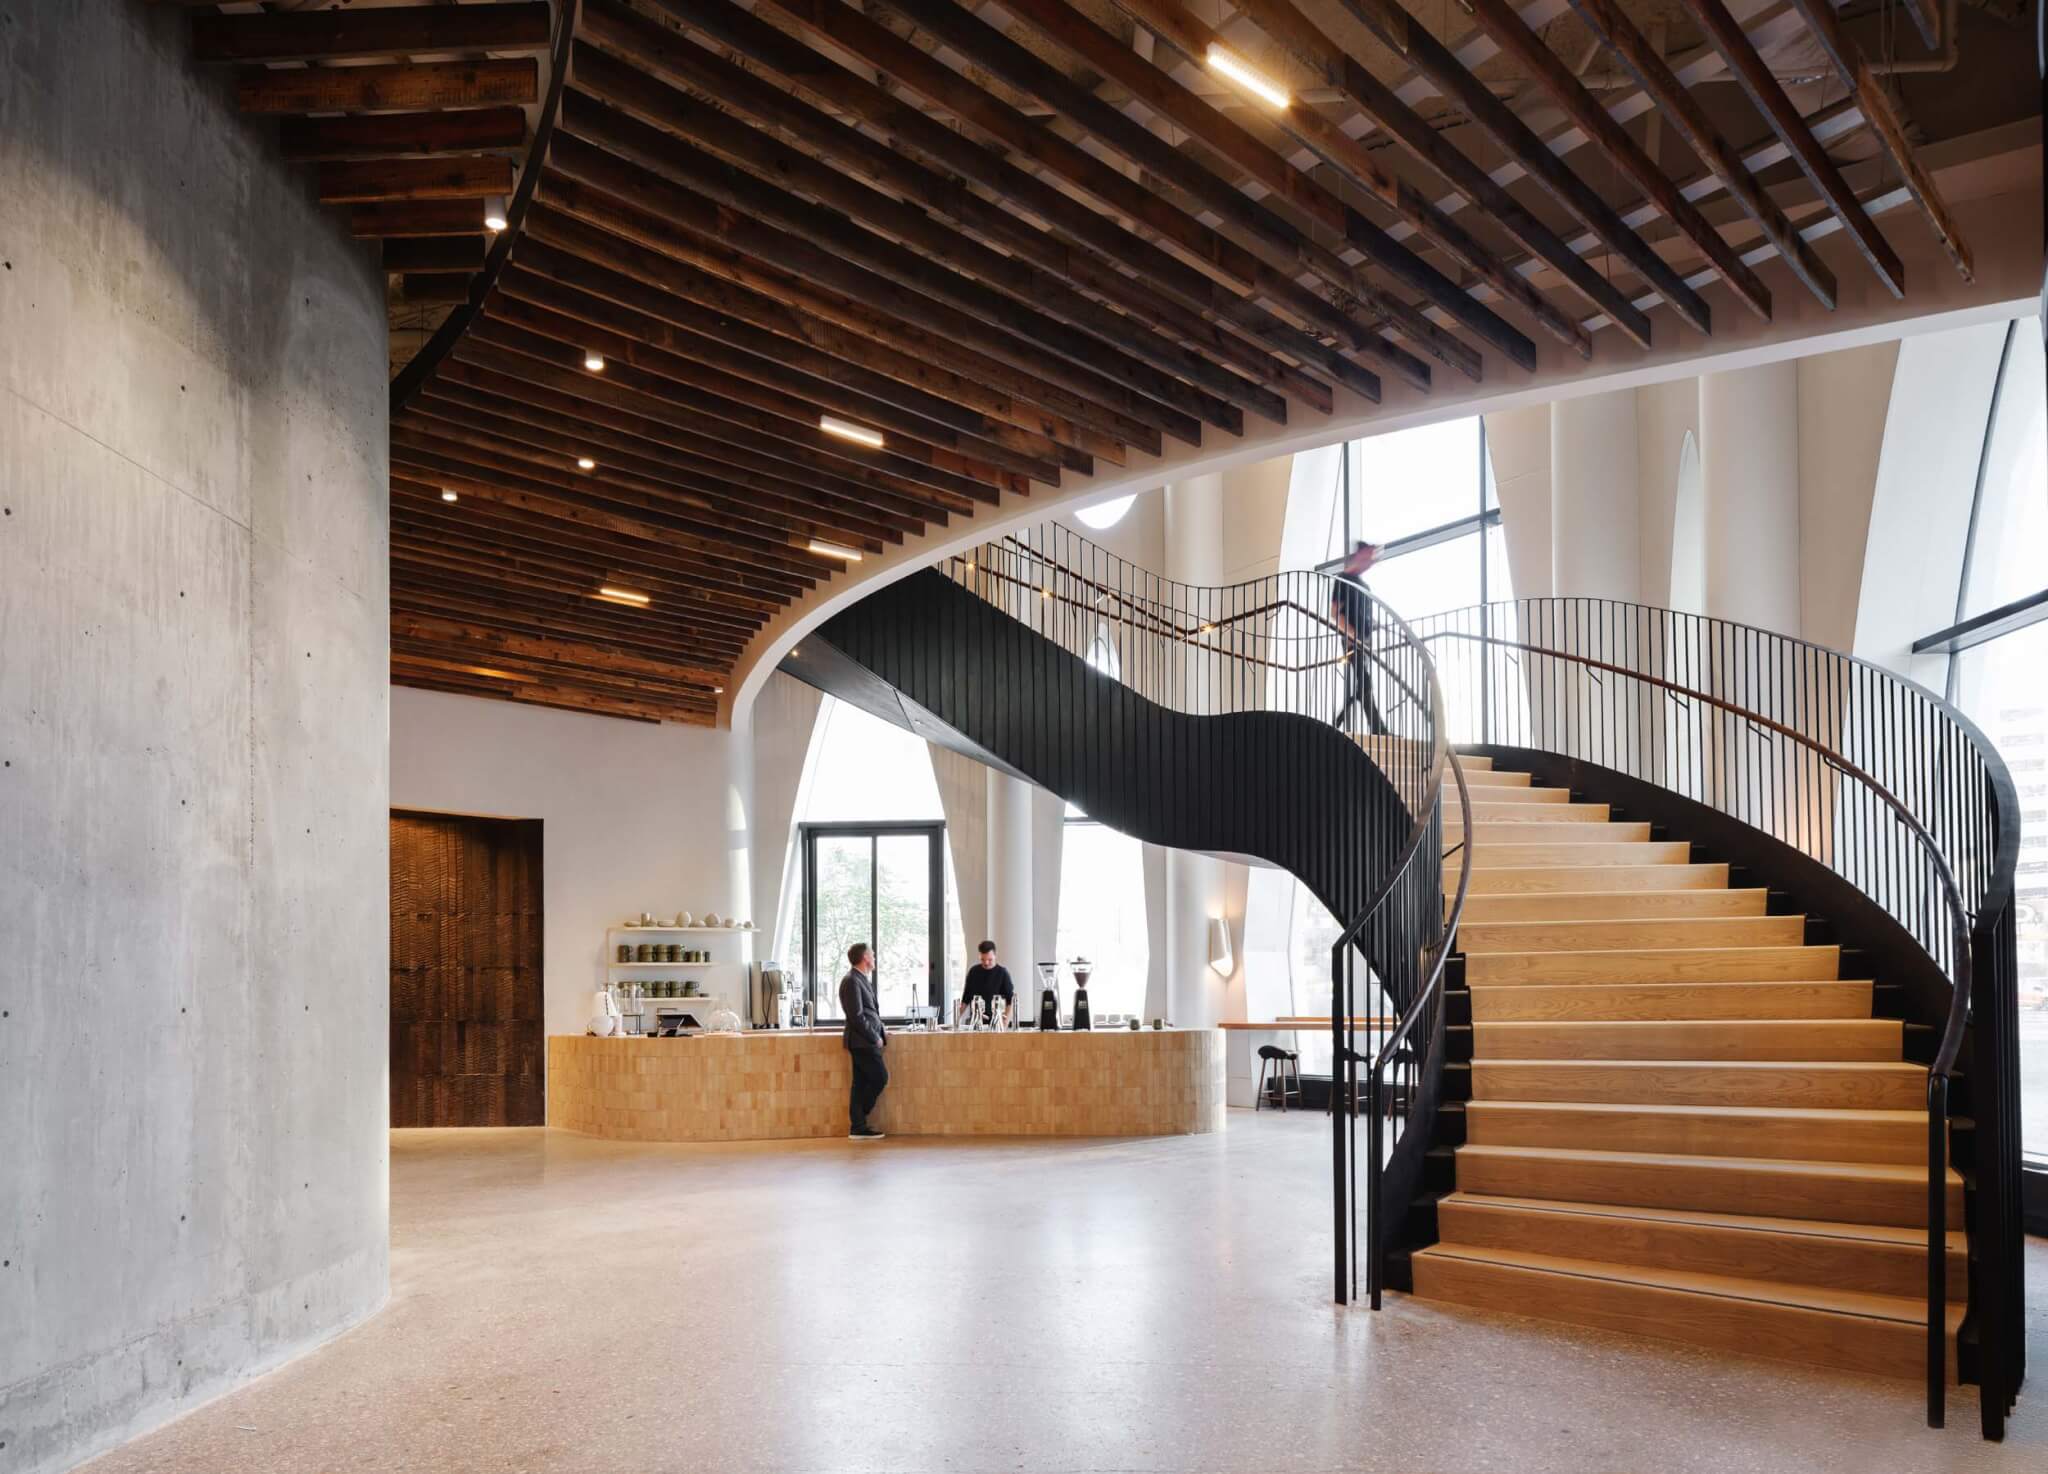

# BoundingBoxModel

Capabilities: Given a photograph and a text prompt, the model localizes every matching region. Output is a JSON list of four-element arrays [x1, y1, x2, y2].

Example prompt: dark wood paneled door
[[390, 810, 544, 1127]]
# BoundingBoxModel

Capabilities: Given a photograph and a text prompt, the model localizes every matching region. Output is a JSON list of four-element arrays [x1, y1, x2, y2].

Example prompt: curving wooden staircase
[[1410, 757, 1966, 1381]]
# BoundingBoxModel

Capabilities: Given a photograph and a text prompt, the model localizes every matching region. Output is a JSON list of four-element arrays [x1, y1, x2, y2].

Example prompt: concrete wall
[[389, 688, 754, 1041], [0, 2, 392, 1468]]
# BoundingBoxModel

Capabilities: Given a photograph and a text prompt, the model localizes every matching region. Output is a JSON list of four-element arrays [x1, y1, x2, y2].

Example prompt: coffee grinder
[[1068, 957, 1093, 1030], [1034, 961, 1061, 1031]]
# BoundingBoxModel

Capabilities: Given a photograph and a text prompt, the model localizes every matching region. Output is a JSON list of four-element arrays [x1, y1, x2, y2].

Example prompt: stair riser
[[1448, 822, 1652, 845], [1473, 1020, 1903, 1061], [1443, 784, 1567, 804], [1457, 864, 1729, 894], [1410, 1255, 1953, 1381], [1434, 1201, 1967, 1299], [1465, 946, 1840, 985], [1467, 981, 1873, 1023], [1470, 841, 1692, 868], [1453, 1152, 1962, 1227], [1459, 917, 1805, 953], [1456, 770, 1534, 788], [1452, 891, 1770, 923], [1464, 1105, 1926, 1164], [1458, 803, 1609, 824], [1470, 1063, 1928, 1109]]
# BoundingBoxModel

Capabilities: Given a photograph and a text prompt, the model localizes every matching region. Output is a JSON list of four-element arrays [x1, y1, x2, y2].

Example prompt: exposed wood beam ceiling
[[168, 0, 1983, 726]]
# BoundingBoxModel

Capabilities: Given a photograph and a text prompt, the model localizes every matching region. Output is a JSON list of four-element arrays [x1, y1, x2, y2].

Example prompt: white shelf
[[609, 961, 727, 969], [610, 925, 755, 935]]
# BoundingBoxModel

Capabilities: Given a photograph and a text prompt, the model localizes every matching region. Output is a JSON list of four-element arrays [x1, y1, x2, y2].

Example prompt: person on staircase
[[1328, 541, 1389, 738]]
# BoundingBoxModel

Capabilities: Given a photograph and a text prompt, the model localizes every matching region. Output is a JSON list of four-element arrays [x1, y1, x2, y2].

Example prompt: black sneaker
[[849, 1127, 886, 1140]]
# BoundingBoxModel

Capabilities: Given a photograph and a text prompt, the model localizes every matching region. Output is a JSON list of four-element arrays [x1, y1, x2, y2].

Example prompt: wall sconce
[[1208, 917, 1234, 977]]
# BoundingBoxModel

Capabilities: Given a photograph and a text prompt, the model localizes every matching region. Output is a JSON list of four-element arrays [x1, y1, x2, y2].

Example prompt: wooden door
[[389, 810, 544, 1127]]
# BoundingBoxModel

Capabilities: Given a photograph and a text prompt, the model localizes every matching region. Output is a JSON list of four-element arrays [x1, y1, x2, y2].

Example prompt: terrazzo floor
[[79, 1112, 2045, 1473]]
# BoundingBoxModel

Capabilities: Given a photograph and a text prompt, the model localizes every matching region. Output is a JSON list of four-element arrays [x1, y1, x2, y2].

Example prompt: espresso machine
[[1069, 958, 1093, 1030], [1035, 961, 1061, 1031]]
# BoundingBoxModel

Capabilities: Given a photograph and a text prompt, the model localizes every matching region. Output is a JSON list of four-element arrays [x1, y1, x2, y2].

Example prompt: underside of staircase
[[1406, 756, 1964, 1382]]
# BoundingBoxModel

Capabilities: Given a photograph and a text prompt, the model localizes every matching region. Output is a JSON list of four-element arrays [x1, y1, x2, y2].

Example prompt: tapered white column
[[1549, 389, 1640, 600], [1701, 362, 1801, 636], [986, 769, 1034, 1002]]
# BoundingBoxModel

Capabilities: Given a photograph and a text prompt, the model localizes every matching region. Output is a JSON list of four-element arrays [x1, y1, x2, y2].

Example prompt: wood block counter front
[[548, 1030, 1226, 1141]]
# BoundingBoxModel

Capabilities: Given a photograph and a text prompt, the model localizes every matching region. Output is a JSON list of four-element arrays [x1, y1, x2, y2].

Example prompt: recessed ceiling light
[[583, 350, 605, 372], [482, 194, 509, 232], [441, 489, 458, 503], [713, 686, 724, 695], [576, 456, 596, 471], [1206, 45, 1289, 109], [807, 539, 863, 562], [595, 586, 650, 607], [818, 415, 885, 449]]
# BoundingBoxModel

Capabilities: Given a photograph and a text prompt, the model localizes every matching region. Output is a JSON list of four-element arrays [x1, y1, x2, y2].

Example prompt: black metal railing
[[1404, 597, 2023, 1439], [934, 525, 1471, 1306]]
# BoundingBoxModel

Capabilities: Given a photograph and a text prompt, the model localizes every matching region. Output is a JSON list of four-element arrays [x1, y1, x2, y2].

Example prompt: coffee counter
[[548, 1029, 1226, 1142]]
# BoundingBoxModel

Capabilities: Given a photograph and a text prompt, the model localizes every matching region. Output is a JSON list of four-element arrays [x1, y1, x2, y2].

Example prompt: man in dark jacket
[[839, 942, 888, 1139], [1329, 542, 1389, 737]]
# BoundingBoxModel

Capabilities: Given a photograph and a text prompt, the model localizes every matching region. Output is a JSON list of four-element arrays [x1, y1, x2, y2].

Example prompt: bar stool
[[1255, 1044, 1302, 1111]]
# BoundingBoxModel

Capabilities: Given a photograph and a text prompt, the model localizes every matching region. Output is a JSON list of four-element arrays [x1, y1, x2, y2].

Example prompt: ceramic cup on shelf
[[635, 944, 653, 963], [616, 944, 631, 964], [638, 912, 655, 927]]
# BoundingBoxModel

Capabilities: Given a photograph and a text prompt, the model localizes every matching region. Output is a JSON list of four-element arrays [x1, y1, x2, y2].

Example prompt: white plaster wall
[[747, 671, 823, 990], [390, 688, 753, 1042], [1483, 405, 1554, 600], [1, 2, 390, 1466], [1633, 378, 1702, 609], [1798, 342, 1902, 652]]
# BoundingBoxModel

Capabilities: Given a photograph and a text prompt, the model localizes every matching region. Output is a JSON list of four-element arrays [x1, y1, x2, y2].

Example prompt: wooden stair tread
[[1465, 980, 1875, 1023], [1437, 1192, 1966, 1254], [1478, 1057, 1925, 1076], [1465, 1100, 1926, 1128], [1412, 1242, 1965, 1330], [1456, 864, 1728, 892], [1465, 944, 1841, 985], [1454, 890, 1770, 922], [1453, 1142, 1963, 1190], [1466, 840, 1692, 866], [1458, 916, 1805, 952]]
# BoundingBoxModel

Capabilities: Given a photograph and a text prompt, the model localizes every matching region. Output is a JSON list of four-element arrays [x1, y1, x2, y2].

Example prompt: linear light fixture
[[595, 586, 651, 607], [1206, 45, 1288, 109], [441, 489, 459, 503], [818, 414, 885, 449], [807, 539, 863, 562], [482, 194, 509, 232], [576, 456, 596, 471], [583, 350, 605, 372]]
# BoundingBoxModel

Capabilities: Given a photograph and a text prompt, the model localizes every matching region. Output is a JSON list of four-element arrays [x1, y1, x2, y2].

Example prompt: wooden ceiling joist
[[1221, 0, 1657, 347], [383, 236, 489, 274], [1678, 0, 1906, 298], [279, 108, 529, 163], [234, 59, 540, 115], [318, 155, 514, 205], [349, 199, 490, 238], [1558, 0, 1838, 312], [191, 4, 552, 65]]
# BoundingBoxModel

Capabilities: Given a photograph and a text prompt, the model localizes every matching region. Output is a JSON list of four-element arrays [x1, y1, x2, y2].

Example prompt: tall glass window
[[1055, 815, 1149, 1021]]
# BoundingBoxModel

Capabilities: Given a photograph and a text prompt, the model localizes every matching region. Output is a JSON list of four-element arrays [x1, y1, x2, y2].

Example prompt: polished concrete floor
[[81, 1113, 2044, 1473]]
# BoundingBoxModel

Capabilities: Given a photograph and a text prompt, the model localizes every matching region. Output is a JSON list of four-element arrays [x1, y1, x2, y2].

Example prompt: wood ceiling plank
[[1226, 0, 1656, 346], [861, 0, 1435, 389], [1463, 0, 1771, 323], [235, 59, 539, 115], [1318, 0, 1712, 334], [652, 0, 1362, 411], [996, 0, 1529, 374], [193, 3, 552, 64], [1780, 0, 1971, 283], [559, 92, 1227, 442], [430, 355, 968, 525], [349, 199, 488, 238], [537, 167, 1157, 453], [1106, 0, 1590, 359], [383, 236, 489, 274], [318, 155, 514, 205], [745, 0, 1382, 405], [1677, 0, 1905, 297], [497, 258, 1069, 487], [577, 4, 1329, 416], [1559, 0, 1836, 311], [391, 613, 727, 689], [280, 107, 528, 163], [390, 561, 754, 661]]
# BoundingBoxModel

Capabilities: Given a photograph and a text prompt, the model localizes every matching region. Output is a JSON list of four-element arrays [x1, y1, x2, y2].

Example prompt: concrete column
[[1549, 389, 1641, 600], [1701, 362, 1801, 637]]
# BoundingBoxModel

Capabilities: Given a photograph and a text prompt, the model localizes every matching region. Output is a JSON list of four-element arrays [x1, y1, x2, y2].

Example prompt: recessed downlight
[[583, 350, 605, 372], [441, 489, 459, 503], [1206, 45, 1289, 109], [594, 586, 650, 607], [807, 539, 863, 562], [482, 194, 509, 232], [576, 456, 596, 471], [818, 415, 884, 449]]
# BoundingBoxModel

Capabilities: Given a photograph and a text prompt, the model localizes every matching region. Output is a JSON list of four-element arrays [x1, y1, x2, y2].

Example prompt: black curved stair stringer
[[791, 569, 1415, 928]]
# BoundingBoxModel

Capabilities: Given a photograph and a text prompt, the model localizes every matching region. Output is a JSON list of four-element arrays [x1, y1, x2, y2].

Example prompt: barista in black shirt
[[959, 940, 1015, 1022]]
